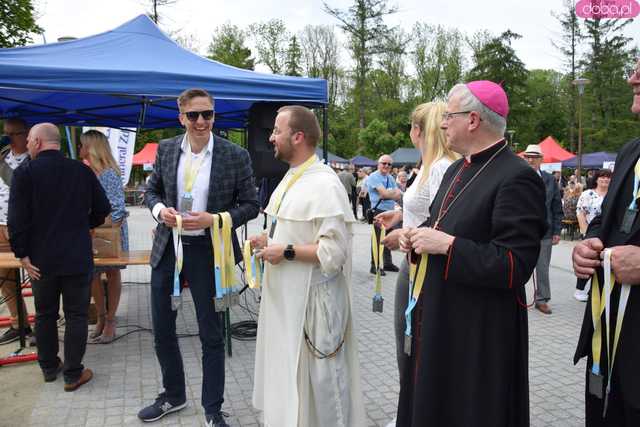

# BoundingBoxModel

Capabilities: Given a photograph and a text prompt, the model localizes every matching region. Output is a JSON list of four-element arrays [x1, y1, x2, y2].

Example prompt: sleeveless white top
[[402, 157, 453, 228]]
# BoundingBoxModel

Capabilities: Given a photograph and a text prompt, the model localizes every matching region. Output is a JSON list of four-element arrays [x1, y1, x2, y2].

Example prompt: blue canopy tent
[[315, 148, 348, 165], [390, 147, 420, 166], [0, 14, 329, 150], [350, 155, 377, 167], [562, 151, 617, 169]]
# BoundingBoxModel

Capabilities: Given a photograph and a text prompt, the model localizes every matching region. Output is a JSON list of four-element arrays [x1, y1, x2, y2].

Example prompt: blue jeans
[[150, 235, 225, 415]]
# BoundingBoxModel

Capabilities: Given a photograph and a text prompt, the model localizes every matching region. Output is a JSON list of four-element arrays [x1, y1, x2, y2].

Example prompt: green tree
[[207, 24, 255, 70], [581, 18, 639, 152], [299, 25, 342, 108], [520, 69, 567, 147], [284, 35, 303, 76], [250, 19, 289, 74], [358, 118, 398, 158], [411, 24, 464, 101], [0, 0, 42, 48], [323, 0, 398, 129]]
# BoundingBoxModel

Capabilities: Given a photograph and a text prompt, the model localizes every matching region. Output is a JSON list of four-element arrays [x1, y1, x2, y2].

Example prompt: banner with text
[[83, 127, 136, 185]]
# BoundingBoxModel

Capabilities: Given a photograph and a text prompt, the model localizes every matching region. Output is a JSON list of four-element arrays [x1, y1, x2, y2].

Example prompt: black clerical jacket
[[8, 150, 110, 276], [397, 141, 547, 427], [574, 138, 640, 408]]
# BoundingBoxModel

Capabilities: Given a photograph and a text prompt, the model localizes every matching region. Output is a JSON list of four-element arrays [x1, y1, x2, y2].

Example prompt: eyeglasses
[[183, 110, 214, 122], [441, 111, 472, 121], [379, 162, 392, 166], [4, 131, 26, 137]]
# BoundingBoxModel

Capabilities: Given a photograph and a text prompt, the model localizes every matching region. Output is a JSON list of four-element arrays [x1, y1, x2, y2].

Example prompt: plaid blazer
[[144, 134, 259, 268]]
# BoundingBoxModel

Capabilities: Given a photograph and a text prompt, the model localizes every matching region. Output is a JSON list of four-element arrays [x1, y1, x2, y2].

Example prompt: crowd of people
[[0, 68, 639, 427]]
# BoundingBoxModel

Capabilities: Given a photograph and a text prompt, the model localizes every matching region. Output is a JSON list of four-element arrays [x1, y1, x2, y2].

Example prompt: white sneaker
[[574, 289, 588, 302]]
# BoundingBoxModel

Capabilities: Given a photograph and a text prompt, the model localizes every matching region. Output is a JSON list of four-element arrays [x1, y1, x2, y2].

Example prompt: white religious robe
[[252, 159, 366, 427]]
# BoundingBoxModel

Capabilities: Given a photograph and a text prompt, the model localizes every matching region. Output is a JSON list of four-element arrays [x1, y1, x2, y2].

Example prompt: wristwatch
[[283, 244, 296, 261]]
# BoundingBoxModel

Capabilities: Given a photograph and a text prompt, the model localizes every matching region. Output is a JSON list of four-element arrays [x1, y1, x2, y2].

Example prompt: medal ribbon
[[404, 252, 429, 339], [171, 215, 183, 298], [183, 138, 208, 195], [243, 240, 263, 289], [371, 225, 386, 299], [211, 212, 235, 297], [627, 159, 640, 210], [602, 249, 632, 416]]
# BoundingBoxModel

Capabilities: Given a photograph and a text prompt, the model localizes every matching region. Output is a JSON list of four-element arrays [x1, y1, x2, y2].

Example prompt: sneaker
[[205, 412, 230, 427], [574, 289, 589, 302], [138, 396, 187, 422], [0, 326, 32, 345]]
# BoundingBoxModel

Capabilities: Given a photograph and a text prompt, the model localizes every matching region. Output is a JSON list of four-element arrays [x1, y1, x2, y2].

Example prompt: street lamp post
[[506, 129, 516, 151], [572, 77, 590, 180]]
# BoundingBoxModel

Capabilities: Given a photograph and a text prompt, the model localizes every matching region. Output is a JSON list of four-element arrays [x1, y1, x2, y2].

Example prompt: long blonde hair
[[80, 130, 120, 175], [411, 102, 459, 185]]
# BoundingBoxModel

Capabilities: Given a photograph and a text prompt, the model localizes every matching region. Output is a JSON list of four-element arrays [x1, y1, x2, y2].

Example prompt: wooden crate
[[92, 225, 121, 258]]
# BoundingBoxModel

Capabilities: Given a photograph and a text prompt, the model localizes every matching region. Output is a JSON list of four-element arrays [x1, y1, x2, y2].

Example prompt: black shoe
[[384, 264, 400, 272], [43, 359, 63, 382], [205, 412, 230, 427], [0, 326, 32, 345], [138, 396, 187, 422], [370, 266, 386, 276]]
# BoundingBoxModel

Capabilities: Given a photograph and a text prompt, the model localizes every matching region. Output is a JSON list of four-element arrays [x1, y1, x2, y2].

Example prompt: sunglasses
[[183, 110, 214, 122], [379, 162, 392, 166]]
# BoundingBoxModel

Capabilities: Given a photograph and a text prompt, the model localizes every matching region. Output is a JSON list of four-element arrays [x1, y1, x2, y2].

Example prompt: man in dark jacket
[[523, 144, 563, 315], [8, 122, 110, 391], [573, 59, 640, 427]]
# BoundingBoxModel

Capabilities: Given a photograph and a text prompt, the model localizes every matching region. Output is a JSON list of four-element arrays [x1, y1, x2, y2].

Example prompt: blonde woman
[[374, 102, 458, 426], [79, 130, 129, 343]]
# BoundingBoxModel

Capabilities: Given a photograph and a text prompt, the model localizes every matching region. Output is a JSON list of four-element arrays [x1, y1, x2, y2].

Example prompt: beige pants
[[0, 225, 27, 329]]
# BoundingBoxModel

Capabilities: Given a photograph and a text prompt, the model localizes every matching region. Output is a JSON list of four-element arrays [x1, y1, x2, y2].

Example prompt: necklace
[[433, 142, 508, 229]]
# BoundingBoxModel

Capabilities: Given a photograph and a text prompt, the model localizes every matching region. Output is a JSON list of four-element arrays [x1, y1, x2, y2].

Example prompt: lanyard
[[243, 240, 263, 289], [272, 154, 317, 215], [183, 138, 208, 194], [404, 253, 428, 343], [627, 159, 640, 210], [591, 249, 632, 416], [603, 249, 632, 415], [371, 224, 386, 311], [171, 215, 183, 301], [211, 212, 235, 298]]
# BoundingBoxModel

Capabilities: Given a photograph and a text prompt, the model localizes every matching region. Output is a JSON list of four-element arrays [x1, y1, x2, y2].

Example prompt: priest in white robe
[[250, 105, 365, 427]]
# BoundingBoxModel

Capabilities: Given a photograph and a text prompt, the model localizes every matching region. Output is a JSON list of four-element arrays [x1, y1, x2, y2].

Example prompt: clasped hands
[[573, 238, 640, 285], [248, 233, 285, 265], [159, 207, 216, 230], [373, 211, 454, 254]]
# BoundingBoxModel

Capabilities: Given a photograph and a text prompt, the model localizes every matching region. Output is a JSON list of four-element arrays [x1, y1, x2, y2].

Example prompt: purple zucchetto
[[465, 80, 509, 118]]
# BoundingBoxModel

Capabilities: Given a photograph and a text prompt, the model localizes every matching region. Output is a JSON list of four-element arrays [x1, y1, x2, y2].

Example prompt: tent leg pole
[[65, 127, 75, 159], [136, 97, 148, 134], [322, 106, 328, 163]]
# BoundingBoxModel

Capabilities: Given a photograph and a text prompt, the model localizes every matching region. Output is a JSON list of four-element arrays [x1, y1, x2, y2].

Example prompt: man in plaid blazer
[[140, 88, 259, 426]]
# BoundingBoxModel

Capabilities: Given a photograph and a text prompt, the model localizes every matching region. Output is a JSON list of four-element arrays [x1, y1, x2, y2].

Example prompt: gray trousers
[[394, 258, 410, 386], [534, 238, 552, 303]]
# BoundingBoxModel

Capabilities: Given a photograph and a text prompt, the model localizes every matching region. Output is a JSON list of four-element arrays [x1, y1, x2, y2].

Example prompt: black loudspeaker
[[248, 102, 289, 179]]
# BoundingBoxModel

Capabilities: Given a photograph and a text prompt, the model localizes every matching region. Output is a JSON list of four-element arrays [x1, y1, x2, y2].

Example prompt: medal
[[180, 193, 194, 213]]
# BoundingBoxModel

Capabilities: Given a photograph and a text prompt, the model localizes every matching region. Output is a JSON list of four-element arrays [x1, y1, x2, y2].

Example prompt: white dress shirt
[[152, 133, 214, 236]]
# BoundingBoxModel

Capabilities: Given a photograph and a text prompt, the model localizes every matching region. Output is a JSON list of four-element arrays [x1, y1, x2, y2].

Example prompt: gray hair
[[447, 84, 506, 136]]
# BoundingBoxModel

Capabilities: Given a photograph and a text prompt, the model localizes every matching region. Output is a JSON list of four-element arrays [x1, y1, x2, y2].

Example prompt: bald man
[[8, 123, 110, 391]]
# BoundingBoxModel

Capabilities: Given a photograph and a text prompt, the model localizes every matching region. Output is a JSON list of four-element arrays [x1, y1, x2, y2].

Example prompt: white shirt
[[152, 133, 214, 236], [0, 150, 29, 225], [402, 157, 453, 228]]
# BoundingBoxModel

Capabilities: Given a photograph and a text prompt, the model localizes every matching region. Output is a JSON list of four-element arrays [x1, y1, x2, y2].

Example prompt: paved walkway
[[1, 207, 588, 426]]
